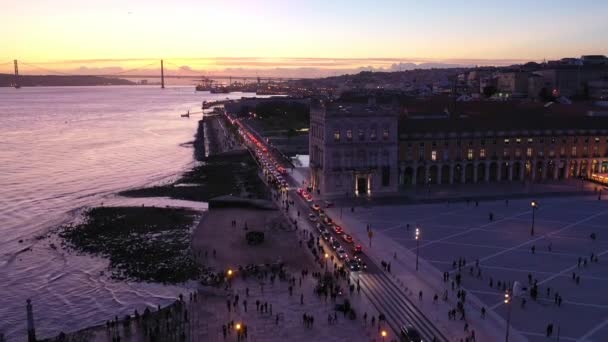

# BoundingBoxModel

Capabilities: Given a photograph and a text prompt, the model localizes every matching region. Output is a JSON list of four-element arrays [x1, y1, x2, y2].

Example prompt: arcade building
[[310, 98, 608, 197]]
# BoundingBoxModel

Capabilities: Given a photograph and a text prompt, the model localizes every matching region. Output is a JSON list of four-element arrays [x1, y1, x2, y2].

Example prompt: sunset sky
[[1, 0, 607, 76]]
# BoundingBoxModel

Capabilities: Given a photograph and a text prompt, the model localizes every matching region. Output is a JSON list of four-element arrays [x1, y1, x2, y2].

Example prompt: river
[[0, 86, 254, 340]]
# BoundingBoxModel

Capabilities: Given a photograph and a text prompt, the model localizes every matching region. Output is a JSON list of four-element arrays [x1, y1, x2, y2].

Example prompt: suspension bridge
[[0, 59, 305, 89]]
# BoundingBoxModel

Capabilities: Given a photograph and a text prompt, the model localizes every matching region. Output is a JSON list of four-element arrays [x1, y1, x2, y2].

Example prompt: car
[[342, 234, 353, 244], [336, 247, 348, 260], [352, 244, 363, 255], [323, 217, 333, 225], [346, 259, 361, 272], [333, 225, 343, 234], [324, 201, 335, 208], [322, 231, 331, 241], [297, 188, 304, 195], [331, 239, 341, 250], [353, 256, 367, 270], [305, 194, 313, 202], [308, 214, 317, 222], [400, 325, 422, 342], [311, 204, 320, 211], [316, 223, 326, 233]]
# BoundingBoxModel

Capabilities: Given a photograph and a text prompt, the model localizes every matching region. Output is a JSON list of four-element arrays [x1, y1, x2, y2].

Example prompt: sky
[[1, 0, 607, 77]]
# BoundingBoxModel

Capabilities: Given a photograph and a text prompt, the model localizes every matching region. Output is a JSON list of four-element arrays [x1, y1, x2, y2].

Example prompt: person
[[419, 291, 423, 301], [546, 323, 554, 337], [481, 307, 486, 319], [300, 293, 304, 305], [363, 312, 367, 325], [531, 245, 536, 254], [433, 294, 438, 303], [521, 298, 526, 308]]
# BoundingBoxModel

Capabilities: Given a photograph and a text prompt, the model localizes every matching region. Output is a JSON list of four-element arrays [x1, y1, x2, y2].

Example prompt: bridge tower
[[14, 60, 20, 89], [160, 59, 165, 89]]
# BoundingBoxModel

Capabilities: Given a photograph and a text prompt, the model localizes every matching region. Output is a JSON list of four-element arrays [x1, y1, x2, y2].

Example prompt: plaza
[[333, 194, 608, 341]]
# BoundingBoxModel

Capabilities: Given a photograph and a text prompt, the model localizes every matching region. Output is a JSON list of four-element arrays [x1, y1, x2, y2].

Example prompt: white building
[[309, 99, 399, 197]]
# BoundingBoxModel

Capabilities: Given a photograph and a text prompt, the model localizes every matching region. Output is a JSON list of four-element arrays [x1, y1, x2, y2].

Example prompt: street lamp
[[504, 290, 512, 342], [415, 227, 420, 271], [381, 330, 387, 342], [324, 253, 329, 269], [530, 200, 538, 236]]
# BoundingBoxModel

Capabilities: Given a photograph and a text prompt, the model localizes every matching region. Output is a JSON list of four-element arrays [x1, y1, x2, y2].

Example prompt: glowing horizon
[[2, 0, 607, 77]]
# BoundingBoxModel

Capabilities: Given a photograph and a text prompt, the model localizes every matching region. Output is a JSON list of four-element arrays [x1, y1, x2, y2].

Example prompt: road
[[228, 111, 448, 342]]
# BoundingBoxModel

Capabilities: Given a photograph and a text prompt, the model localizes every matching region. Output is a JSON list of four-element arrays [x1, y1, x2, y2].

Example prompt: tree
[[286, 128, 297, 141], [482, 85, 497, 98]]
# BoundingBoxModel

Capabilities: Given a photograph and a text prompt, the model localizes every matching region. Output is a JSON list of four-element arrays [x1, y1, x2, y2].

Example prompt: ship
[[210, 86, 230, 94]]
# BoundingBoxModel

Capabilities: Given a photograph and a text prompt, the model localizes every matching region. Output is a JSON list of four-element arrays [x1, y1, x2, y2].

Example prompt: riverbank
[[119, 116, 268, 202], [59, 206, 202, 283]]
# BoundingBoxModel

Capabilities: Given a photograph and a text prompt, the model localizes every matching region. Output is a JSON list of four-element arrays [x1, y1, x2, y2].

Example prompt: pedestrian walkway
[[327, 206, 529, 342]]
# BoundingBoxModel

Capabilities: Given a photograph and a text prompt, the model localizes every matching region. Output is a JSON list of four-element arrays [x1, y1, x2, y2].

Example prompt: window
[[432, 140, 437, 147], [571, 146, 577, 157], [358, 129, 364, 141], [551, 137, 556, 144], [443, 149, 449, 160], [503, 148, 510, 158], [346, 129, 353, 141], [383, 128, 389, 140], [538, 150, 544, 157], [467, 148, 474, 160], [549, 150, 555, 157], [481, 139, 486, 146], [526, 148, 533, 157], [515, 148, 521, 157], [516, 138, 521, 144], [480, 148, 486, 159], [560, 147, 565, 156], [382, 166, 390, 186], [431, 150, 437, 161], [527, 138, 533, 143], [333, 130, 340, 142], [370, 129, 377, 141], [595, 137, 600, 143], [418, 146, 425, 160], [504, 138, 510, 145]]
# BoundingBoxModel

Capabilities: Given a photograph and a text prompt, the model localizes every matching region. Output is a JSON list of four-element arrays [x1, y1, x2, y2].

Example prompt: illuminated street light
[[504, 290, 512, 342], [415, 227, 420, 271], [381, 330, 387, 342], [227, 269, 233, 277], [530, 200, 538, 236], [235, 323, 241, 331], [324, 253, 329, 269]]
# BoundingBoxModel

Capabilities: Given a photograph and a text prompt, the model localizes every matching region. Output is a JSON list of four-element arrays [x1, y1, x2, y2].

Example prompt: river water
[[0, 86, 253, 340]]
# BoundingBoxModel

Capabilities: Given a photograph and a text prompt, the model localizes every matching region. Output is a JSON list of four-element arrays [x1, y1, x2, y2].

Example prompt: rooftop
[[399, 98, 608, 135]]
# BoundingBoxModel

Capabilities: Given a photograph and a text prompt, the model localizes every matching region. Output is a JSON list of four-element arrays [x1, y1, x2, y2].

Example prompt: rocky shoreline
[[58, 206, 202, 283]]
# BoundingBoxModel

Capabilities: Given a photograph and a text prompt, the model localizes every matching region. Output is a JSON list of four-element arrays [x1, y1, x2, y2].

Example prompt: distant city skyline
[[1, 0, 607, 77]]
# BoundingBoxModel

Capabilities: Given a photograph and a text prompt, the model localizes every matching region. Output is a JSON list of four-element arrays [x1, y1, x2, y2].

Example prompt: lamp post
[[324, 253, 329, 269], [504, 289, 512, 342], [530, 200, 537, 236], [415, 227, 420, 271], [381, 330, 387, 342]]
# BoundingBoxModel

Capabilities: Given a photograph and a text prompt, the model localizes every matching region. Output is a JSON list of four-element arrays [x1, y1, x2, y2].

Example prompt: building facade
[[309, 100, 399, 197], [398, 104, 608, 186]]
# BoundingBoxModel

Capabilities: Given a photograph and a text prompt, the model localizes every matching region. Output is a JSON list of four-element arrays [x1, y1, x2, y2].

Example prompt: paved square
[[349, 195, 608, 341]]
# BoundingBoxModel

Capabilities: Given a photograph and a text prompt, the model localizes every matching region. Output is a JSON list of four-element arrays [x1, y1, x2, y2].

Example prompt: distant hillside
[[0, 74, 135, 87]]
